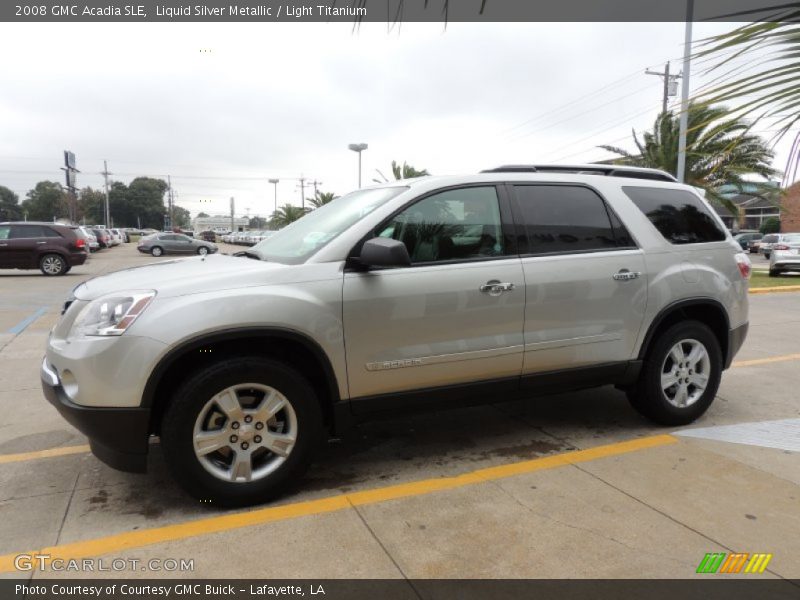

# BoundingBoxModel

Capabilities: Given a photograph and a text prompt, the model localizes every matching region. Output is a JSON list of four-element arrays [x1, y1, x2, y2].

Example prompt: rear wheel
[[151, 246, 163, 257], [39, 254, 67, 276], [769, 269, 781, 277], [197, 246, 209, 256], [161, 357, 323, 507], [627, 321, 721, 426]]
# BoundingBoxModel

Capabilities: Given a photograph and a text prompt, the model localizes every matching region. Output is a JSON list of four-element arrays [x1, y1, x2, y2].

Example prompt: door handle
[[480, 280, 515, 296], [613, 269, 641, 281], [0, 243, 7, 247], [37, 241, 47, 245]]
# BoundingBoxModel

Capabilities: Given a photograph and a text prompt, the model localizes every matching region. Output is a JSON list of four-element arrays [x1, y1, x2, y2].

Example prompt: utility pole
[[645, 62, 680, 114], [310, 179, 323, 199], [677, 0, 694, 184], [296, 175, 311, 209], [166, 175, 175, 231], [101, 160, 112, 227], [230, 196, 235, 233]]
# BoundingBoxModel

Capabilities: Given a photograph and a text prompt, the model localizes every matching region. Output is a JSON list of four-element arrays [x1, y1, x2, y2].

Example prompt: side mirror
[[359, 237, 411, 268]]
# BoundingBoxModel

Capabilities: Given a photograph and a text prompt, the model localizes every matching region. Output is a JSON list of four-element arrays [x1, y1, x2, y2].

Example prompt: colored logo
[[696, 552, 772, 574]]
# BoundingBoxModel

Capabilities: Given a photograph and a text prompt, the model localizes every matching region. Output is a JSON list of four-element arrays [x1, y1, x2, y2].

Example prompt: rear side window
[[42, 227, 62, 238], [623, 186, 726, 244], [512, 185, 629, 254]]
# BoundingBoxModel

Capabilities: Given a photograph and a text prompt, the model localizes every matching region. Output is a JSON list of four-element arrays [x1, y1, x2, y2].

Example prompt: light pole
[[348, 143, 368, 189], [268, 178, 279, 218], [676, 0, 694, 183]]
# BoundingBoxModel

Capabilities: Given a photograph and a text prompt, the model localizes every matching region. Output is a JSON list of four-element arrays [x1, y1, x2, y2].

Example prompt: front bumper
[[724, 322, 748, 369], [41, 358, 150, 472]]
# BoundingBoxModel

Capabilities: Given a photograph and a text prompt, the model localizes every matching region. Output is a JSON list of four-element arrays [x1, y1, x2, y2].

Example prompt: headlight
[[71, 291, 156, 337]]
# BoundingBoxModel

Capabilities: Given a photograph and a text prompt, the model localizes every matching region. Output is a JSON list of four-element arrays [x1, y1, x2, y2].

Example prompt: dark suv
[[0, 222, 89, 275]]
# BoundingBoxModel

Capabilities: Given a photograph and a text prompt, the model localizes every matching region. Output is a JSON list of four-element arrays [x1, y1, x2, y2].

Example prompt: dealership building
[[192, 215, 249, 233]]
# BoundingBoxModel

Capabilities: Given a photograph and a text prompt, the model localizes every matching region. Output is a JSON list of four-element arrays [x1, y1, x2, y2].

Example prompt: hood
[[72, 254, 293, 300]]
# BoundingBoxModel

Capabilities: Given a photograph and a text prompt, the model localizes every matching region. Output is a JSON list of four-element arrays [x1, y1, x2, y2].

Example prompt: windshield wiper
[[232, 250, 262, 260]]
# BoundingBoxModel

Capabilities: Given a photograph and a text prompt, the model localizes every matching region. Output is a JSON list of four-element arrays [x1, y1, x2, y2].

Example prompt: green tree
[[760, 217, 781, 234], [694, 11, 800, 141], [249, 216, 268, 229], [197, 212, 210, 218], [308, 191, 337, 208], [172, 206, 191, 229], [77, 187, 106, 225], [119, 177, 169, 229], [373, 160, 430, 183], [0, 186, 22, 221], [600, 104, 778, 214], [21, 181, 68, 222], [269, 204, 309, 228]]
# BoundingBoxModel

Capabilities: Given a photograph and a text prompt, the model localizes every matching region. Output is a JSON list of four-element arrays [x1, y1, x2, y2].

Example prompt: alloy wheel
[[660, 338, 710, 408]]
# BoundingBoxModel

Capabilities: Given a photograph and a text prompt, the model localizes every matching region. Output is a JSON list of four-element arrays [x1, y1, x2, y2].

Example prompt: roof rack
[[480, 164, 677, 183]]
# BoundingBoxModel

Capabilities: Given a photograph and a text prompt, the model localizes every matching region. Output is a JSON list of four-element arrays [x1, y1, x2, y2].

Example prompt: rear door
[[8, 224, 49, 268], [0, 225, 12, 267], [343, 184, 525, 404], [509, 184, 648, 380]]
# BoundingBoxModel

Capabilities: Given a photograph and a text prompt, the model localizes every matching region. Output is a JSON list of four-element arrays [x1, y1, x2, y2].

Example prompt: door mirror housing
[[359, 237, 411, 268]]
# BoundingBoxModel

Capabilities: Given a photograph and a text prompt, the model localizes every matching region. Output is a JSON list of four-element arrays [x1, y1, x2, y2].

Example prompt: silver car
[[136, 232, 218, 257], [42, 165, 750, 506], [768, 232, 800, 276]]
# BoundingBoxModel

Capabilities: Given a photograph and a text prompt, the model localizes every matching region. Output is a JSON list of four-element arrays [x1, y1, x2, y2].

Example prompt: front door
[[343, 185, 525, 405]]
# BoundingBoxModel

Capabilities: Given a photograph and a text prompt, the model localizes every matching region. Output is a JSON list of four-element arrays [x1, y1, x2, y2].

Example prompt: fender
[[637, 297, 730, 361], [140, 326, 341, 408]]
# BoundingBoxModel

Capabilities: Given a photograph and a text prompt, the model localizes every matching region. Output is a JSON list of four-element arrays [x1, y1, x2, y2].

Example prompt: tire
[[39, 253, 68, 276], [197, 246, 209, 256], [160, 356, 323, 507], [151, 246, 163, 257], [769, 269, 780, 277], [627, 321, 722, 426]]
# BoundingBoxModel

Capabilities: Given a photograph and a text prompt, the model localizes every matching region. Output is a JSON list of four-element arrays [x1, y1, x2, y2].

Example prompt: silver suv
[[41, 165, 751, 506]]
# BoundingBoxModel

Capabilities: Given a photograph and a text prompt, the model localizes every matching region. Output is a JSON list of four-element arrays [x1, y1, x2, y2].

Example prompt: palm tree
[[599, 104, 778, 214], [694, 10, 800, 142], [269, 204, 309, 228], [373, 160, 430, 183], [308, 191, 336, 208]]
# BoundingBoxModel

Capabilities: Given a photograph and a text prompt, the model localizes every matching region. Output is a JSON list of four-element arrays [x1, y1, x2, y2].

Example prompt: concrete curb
[[749, 285, 800, 294]]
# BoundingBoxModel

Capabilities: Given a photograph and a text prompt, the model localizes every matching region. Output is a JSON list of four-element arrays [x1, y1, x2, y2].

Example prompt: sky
[[0, 21, 795, 221]]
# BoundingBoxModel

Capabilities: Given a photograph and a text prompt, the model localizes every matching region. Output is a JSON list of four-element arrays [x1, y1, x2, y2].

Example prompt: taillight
[[75, 238, 85, 249], [735, 253, 751, 280], [774, 244, 790, 251]]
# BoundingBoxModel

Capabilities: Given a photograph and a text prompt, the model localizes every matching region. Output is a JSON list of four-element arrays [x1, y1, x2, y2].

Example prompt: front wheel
[[197, 246, 209, 256], [150, 246, 163, 257], [161, 357, 323, 507], [627, 321, 722, 426]]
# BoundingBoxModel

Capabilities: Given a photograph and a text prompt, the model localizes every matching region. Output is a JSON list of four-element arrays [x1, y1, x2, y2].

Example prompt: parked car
[[198, 230, 217, 242], [768, 233, 800, 276], [0, 221, 88, 275], [42, 165, 750, 506], [733, 232, 762, 252], [137, 232, 218, 256], [91, 228, 111, 249], [78, 227, 100, 252], [760, 233, 781, 259]]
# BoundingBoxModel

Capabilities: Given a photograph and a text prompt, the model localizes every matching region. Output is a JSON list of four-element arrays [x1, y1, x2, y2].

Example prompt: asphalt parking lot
[[0, 243, 798, 580]]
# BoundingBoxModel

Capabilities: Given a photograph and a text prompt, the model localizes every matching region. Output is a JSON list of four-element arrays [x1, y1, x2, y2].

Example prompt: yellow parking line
[[0, 444, 91, 465], [732, 353, 800, 368], [0, 434, 676, 573]]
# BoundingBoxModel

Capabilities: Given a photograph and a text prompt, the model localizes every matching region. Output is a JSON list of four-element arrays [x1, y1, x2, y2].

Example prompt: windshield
[[251, 186, 407, 264]]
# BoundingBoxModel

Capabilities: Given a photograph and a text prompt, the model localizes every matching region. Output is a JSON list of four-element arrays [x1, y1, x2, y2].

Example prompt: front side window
[[377, 186, 506, 263], [512, 185, 622, 254], [623, 186, 726, 244]]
